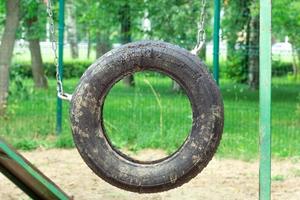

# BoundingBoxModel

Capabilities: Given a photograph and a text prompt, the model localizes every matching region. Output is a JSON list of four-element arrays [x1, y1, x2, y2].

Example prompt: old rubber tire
[[70, 41, 224, 193]]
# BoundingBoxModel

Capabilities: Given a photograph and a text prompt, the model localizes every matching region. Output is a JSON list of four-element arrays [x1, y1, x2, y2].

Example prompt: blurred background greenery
[[0, 0, 299, 160]]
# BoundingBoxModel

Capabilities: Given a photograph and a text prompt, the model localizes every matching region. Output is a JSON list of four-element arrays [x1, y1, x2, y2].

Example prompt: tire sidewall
[[70, 41, 224, 193]]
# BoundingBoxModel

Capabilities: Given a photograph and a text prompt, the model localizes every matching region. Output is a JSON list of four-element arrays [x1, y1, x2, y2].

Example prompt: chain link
[[191, 0, 207, 55], [46, 0, 72, 101]]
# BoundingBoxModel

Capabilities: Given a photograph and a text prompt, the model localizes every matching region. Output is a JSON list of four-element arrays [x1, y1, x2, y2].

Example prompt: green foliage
[[272, 175, 285, 182], [76, 0, 127, 43], [9, 70, 33, 100], [225, 59, 294, 82], [75, 0, 212, 50], [10, 60, 294, 83], [222, 0, 260, 84], [146, 0, 213, 49], [297, 95, 300, 117], [13, 139, 40, 150], [224, 51, 247, 83], [272, 61, 294, 76], [273, 0, 300, 47], [273, 1, 300, 78], [0, 1, 5, 31], [44, 60, 93, 78], [10, 60, 93, 79], [222, 1, 251, 56], [19, 0, 47, 40], [55, 133, 75, 149]]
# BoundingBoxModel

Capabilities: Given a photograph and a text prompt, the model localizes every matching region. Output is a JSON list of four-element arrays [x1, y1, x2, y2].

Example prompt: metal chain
[[191, 0, 207, 55], [46, 0, 72, 101]]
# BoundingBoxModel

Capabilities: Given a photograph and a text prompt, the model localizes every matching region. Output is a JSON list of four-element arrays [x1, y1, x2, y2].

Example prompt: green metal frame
[[52, 0, 273, 199], [212, 0, 272, 199], [213, 0, 221, 85], [259, 0, 272, 199], [0, 138, 70, 200], [56, 0, 65, 135], [2, 1, 68, 199]]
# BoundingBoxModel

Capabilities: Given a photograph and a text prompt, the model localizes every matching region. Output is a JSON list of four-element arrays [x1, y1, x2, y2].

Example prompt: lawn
[[0, 73, 299, 160]]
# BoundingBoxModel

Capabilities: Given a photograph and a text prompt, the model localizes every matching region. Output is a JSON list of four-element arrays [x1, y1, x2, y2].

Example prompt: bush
[[224, 52, 248, 83], [223, 57, 293, 83], [10, 59, 294, 81], [272, 61, 293, 76], [9, 70, 33, 100], [10, 60, 93, 79]]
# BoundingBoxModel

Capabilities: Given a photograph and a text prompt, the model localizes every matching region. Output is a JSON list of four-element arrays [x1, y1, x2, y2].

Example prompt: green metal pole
[[259, 0, 272, 199], [0, 139, 70, 199], [213, 0, 221, 85], [56, 0, 65, 135]]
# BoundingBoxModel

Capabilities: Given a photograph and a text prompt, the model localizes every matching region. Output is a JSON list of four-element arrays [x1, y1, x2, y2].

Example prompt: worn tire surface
[[70, 41, 224, 193]]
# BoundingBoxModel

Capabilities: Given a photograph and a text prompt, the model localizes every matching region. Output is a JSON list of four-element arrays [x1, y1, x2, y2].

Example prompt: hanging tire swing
[[46, 0, 224, 194], [70, 41, 224, 193]]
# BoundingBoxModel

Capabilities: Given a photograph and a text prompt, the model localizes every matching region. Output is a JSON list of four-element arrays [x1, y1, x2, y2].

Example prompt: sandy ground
[[0, 148, 300, 200]]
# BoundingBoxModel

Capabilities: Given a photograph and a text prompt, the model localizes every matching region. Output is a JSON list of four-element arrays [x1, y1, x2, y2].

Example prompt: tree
[[66, 0, 79, 59], [119, 1, 134, 87], [247, 2, 259, 89], [75, 0, 213, 89], [223, 0, 251, 84], [0, 0, 20, 115], [273, 0, 300, 80], [95, 30, 110, 58], [21, 0, 48, 88], [223, 0, 259, 89], [76, 0, 144, 86], [146, 0, 213, 91], [146, 0, 212, 50], [76, 0, 117, 59]]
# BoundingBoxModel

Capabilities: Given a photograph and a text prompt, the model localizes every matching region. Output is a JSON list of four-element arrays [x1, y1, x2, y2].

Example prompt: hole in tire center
[[103, 71, 193, 163]]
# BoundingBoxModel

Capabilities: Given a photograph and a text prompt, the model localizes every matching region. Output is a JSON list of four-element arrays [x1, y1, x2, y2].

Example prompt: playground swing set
[[0, 0, 272, 199]]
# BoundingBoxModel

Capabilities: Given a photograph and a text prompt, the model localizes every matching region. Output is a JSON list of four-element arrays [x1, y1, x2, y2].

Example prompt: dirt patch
[[0, 149, 299, 200]]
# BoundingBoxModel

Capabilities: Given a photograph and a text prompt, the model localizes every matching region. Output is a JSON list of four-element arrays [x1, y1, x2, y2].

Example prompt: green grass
[[272, 175, 285, 182], [0, 73, 299, 160], [103, 72, 193, 154]]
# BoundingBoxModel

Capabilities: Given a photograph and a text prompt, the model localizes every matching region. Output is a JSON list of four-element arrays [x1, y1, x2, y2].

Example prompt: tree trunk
[[66, 0, 79, 59], [120, 2, 134, 87], [96, 33, 110, 59], [29, 39, 48, 88], [248, 15, 259, 90], [25, 6, 47, 89], [0, 0, 20, 115]]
